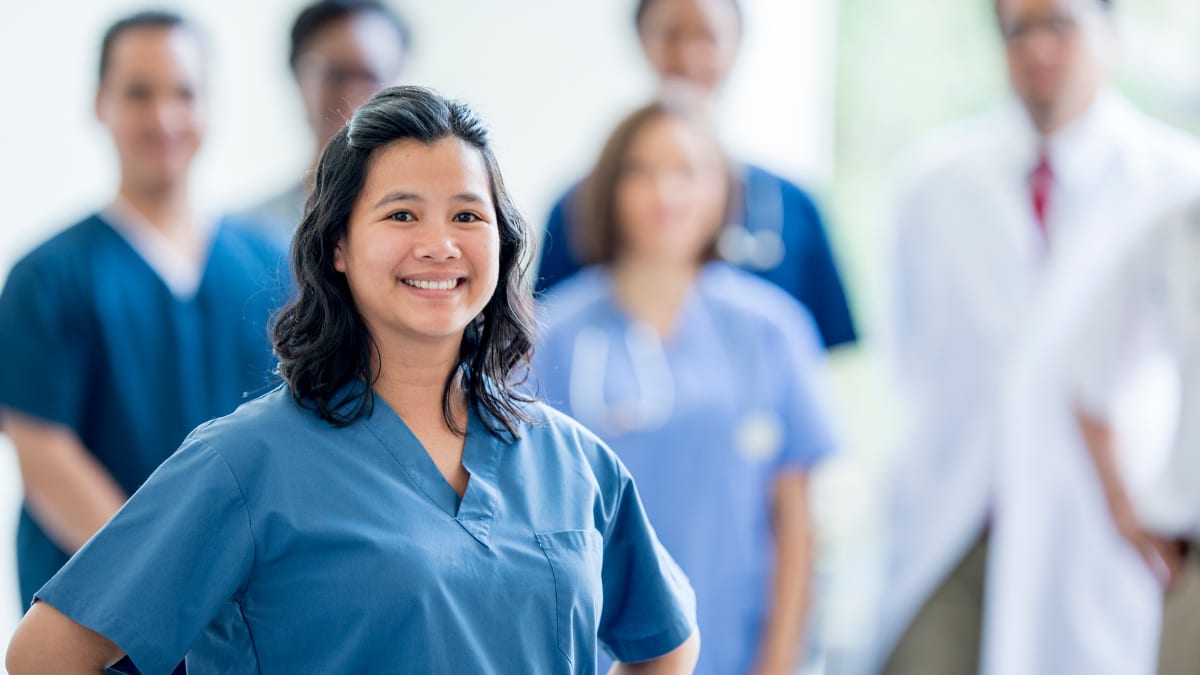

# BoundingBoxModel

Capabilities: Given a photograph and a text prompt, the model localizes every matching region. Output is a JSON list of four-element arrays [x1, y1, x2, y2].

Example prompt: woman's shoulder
[[182, 384, 325, 466], [516, 399, 602, 446], [513, 401, 627, 480], [699, 263, 818, 334]]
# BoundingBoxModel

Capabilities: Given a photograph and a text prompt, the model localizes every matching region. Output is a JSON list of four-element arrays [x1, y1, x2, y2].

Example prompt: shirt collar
[[1014, 88, 1132, 191]]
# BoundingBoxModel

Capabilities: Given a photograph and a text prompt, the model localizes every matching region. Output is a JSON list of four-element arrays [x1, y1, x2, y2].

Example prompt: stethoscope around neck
[[569, 321, 675, 436], [566, 284, 788, 462], [715, 165, 787, 272]]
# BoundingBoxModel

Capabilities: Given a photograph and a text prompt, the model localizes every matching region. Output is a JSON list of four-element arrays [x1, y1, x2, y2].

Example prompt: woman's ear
[[332, 239, 347, 273]]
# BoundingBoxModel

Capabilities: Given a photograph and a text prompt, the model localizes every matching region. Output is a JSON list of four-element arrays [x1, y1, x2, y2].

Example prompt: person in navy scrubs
[[537, 0, 856, 349], [0, 9, 286, 622], [5, 86, 699, 675]]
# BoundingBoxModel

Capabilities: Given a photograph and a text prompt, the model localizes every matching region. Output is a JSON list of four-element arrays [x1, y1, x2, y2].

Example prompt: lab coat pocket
[[536, 529, 604, 668]]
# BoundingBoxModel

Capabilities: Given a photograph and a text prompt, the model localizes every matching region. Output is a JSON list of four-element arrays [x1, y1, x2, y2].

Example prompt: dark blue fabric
[[0, 213, 290, 609], [536, 163, 858, 348]]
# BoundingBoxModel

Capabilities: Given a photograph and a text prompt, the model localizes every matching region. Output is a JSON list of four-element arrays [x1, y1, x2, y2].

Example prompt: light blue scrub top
[[534, 263, 836, 675], [36, 385, 696, 674]]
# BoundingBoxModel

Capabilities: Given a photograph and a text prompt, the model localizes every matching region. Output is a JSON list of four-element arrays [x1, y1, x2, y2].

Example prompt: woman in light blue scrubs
[[534, 100, 836, 675], [5, 87, 698, 675]]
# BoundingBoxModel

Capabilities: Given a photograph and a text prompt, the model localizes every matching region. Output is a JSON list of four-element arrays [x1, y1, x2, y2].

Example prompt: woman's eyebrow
[[373, 191, 422, 208], [451, 193, 488, 205], [372, 192, 489, 208]]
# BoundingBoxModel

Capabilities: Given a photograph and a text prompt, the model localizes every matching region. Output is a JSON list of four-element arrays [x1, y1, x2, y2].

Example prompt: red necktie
[[1030, 151, 1054, 241]]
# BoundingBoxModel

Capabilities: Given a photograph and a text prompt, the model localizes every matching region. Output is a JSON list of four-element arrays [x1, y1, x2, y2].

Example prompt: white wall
[[0, 0, 834, 646]]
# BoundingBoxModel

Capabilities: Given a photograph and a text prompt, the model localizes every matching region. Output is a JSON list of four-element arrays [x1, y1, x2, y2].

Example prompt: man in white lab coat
[[988, 199, 1200, 675], [875, 0, 1200, 672]]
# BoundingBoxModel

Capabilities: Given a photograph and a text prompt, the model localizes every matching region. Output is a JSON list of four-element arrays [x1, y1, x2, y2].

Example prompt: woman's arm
[[609, 631, 700, 674], [6, 601, 125, 675], [750, 471, 813, 675]]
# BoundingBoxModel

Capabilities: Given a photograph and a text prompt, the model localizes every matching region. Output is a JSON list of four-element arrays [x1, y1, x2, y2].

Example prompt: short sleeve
[[786, 185, 858, 349], [774, 302, 838, 472], [0, 254, 90, 429], [596, 457, 697, 663], [35, 440, 256, 675]]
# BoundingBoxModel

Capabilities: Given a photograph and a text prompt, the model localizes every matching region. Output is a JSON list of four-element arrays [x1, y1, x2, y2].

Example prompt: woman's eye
[[453, 212, 481, 223], [388, 211, 415, 222]]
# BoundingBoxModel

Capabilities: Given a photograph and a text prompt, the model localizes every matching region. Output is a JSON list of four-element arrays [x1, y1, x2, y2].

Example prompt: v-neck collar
[[362, 389, 502, 548], [98, 200, 220, 301], [597, 263, 716, 349]]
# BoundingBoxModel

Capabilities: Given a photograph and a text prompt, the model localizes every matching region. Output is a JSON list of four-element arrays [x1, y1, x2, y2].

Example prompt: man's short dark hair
[[289, 0, 411, 73], [98, 10, 193, 84]]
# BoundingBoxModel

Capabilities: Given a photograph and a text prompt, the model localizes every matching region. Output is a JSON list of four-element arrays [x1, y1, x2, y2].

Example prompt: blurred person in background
[[874, 0, 1200, 672], [535, 98, 837, 675], [0, 11, 287, 671], [240, 0, 410, 245], [536, 0, 857, 351]]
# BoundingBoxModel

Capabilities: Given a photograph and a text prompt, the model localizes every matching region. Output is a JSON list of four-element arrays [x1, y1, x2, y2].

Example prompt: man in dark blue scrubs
[[0, 9, 287, 631]]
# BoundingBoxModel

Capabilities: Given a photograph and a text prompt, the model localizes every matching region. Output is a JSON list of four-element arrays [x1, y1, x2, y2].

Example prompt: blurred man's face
[[638, 0, 741, 98], [96, 26, 206, 191], [294, 11, 407, 152], [998, 0, 1110, 132]]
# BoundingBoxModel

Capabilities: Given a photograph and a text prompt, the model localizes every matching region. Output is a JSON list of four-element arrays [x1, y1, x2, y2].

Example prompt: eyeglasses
[[1000, 12, 1081, 44], [295, 55, 388, 91]]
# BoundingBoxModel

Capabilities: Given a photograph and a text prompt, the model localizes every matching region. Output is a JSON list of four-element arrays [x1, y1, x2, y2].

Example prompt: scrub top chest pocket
[[537, 529, 605, 669]]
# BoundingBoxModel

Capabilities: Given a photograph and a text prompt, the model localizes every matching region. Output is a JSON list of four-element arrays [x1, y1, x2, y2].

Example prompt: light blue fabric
[[534, 262, 836, 675], [36, 384, 696, 674]]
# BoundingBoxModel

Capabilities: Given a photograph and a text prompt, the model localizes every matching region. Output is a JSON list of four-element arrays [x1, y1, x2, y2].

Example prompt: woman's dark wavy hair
[[272, 85, 537, 439]]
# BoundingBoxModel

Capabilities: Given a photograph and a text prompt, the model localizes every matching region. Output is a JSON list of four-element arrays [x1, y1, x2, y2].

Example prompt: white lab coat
[[988, 200, 1200, 675], [872, 90, 1200, 675]]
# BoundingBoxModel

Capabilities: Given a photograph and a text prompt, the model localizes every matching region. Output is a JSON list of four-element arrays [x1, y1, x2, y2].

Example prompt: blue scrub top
[[536, 163, 857, 349], [0, 213, 289, 607], [534, 263, 836, 675], [35, 385, 697, 675]]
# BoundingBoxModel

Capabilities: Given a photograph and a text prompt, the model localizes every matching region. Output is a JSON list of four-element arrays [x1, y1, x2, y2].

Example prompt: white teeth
[[404, 278, 460, 291]]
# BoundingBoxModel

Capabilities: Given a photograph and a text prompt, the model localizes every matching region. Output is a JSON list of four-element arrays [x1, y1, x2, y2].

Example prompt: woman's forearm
[[6, 601, 124, 675], [752, 471, 813, 675]]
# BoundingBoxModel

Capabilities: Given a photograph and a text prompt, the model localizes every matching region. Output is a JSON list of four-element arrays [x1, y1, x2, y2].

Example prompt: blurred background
[[2, 0, 1200, 670]]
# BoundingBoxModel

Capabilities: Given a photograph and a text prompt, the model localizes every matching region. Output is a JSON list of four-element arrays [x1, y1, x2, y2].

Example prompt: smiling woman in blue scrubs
[[535, 100, 836, 675], [5, 87, 698, 675]]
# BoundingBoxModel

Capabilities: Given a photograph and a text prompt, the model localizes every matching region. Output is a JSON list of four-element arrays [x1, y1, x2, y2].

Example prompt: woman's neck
[[372, 334, 467, 431], [611, 256, 701, 338]]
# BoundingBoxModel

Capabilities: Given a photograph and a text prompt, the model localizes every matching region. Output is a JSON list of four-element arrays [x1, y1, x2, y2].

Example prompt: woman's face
[[614, 114, 728, 266], [334, 137, 501, 350]]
